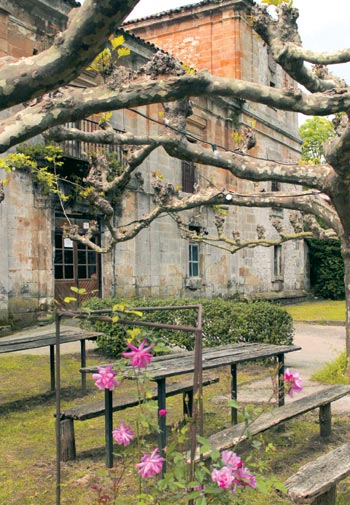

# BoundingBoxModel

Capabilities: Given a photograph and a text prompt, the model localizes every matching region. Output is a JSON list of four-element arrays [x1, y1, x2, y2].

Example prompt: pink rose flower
[[92, 365, 119, 391], [211, 451, 256, 495], [221, 450, 242, 470], [284, 368, 303, 397], [234, 465, 257, 489], [112, 421, 135, 447], [122, 339, 154, 369], [135, 448, 165, 478], [159, 409, 167, 416], [211, 466, 235, 489]]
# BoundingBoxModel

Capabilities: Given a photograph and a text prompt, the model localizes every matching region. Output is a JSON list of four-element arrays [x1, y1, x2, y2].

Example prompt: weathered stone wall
[[0, 0, 71, 58], [1, 172, 53, 327], [0, 0, 68, 327]]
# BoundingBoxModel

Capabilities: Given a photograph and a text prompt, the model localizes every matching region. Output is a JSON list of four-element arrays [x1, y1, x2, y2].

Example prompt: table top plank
[[0, 330, 102, 353], [81, 343, 301, 379]]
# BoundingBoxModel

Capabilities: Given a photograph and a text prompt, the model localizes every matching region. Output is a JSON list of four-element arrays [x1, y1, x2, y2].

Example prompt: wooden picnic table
[[81, 341, 301, 467], [0, 329, 102, 392]]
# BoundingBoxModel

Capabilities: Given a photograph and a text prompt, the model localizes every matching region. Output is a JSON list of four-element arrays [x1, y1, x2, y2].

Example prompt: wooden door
[[54, 217, 101, 308]]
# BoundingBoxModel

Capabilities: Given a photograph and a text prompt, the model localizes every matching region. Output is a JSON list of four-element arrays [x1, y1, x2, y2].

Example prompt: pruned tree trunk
[[340, 239, 350, 372]]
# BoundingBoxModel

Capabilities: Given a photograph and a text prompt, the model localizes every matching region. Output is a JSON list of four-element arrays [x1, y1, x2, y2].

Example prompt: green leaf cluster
[[87, 34, 130, 79], [299, 116, 335, 165]]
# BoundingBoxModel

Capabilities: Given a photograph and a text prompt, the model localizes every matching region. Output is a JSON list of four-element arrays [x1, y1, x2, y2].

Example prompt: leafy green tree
[[299, 117, 335, 164]]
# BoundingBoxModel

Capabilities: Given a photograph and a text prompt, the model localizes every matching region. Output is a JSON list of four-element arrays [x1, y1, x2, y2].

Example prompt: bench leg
[[278, 354, 285, 407], [80, 340, 86, 395], [60, 419, 76, 461], [319, 403, 332, 437], [231, 364, 238, 425], [50, 345, 55, 391], [157, 378, 167, 474], [313, 485, 336, 505]]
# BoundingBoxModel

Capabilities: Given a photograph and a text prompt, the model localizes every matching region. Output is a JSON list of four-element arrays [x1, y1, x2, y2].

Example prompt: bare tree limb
[[324, 114, 350, 175], [2, 62, 350, 153], [252, 4, 346, 92]]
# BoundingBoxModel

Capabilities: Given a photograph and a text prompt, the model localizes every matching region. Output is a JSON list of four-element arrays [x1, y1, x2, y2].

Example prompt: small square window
[[271, 181, 281, 191]]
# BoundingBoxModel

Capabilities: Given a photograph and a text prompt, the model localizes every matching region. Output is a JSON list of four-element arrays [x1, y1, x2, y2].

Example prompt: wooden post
[[60, 419, 76, 461], [314, 485, 336, 505], [319, 403, 332, 437]]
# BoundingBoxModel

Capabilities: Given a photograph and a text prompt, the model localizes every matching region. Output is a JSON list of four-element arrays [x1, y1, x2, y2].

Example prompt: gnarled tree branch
[[0, 0, 139, 110]]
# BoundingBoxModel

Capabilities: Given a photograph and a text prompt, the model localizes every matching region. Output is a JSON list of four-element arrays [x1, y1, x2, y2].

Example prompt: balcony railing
[[60, 119, 122, 162]]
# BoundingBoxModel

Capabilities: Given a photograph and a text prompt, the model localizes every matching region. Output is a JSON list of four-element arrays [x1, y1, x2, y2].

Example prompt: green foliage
[[299, 116, 335, 164], [87, 34, 130, 80], [312, 352, 349, 384], [83, 297, 294, 358], [0, 151, 37, 174], [0, 151, 37, 188], [307, 239, 345, 299], [261, 0, 293, 6], [15, 143, 68, 199]]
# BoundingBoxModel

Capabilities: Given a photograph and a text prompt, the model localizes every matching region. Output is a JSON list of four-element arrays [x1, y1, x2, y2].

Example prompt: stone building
[[0, 0, 308, 330]]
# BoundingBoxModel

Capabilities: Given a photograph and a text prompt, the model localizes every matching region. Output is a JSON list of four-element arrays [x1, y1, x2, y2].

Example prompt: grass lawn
[[1, 350, 350, 504], [284, 299, 345, 323]]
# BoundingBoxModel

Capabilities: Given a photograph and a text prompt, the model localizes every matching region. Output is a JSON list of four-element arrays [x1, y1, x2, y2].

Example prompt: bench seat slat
[[201, 385, 350, 459], [60, 376, 219, 421], [285, 442, 350, 504]]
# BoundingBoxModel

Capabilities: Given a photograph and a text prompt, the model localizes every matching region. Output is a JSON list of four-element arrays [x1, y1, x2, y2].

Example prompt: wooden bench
[[285, 442, 350, 504], [195, 384, 350, 461], [59, 375, 219, 461]]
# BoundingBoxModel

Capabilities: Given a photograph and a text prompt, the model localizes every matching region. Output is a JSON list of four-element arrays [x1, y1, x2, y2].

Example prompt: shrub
[[83, 297, 294, 358], [307, 239, 345, 300], [81, 297, 128, 358]]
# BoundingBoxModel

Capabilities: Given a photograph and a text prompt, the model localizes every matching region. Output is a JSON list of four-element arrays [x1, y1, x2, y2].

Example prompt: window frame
[[188, 242, 200, 278], [273, 244, 283, 280]]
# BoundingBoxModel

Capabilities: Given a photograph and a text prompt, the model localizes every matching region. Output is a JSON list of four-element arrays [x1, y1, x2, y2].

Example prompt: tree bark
[[340, 240, 350, 366]]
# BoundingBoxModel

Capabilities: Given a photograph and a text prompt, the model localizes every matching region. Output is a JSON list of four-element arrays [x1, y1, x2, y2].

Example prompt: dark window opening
[[273, 245, 282, 278], [182, 161, 196, 193]]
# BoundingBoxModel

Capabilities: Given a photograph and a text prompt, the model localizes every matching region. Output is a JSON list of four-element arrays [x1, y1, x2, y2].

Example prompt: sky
[[127, 0, 350, 81]]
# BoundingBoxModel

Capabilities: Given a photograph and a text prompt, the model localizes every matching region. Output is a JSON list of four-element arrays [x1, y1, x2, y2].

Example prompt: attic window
[[271, 181, 281, 191]]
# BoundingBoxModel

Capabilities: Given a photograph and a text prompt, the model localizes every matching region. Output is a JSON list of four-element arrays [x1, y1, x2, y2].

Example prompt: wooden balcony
[[60, 119, 122, 162]]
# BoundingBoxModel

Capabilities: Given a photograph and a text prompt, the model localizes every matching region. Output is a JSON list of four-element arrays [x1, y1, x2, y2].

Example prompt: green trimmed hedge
[[307, 239, 345, 300], [83, 297, 294, 358]]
